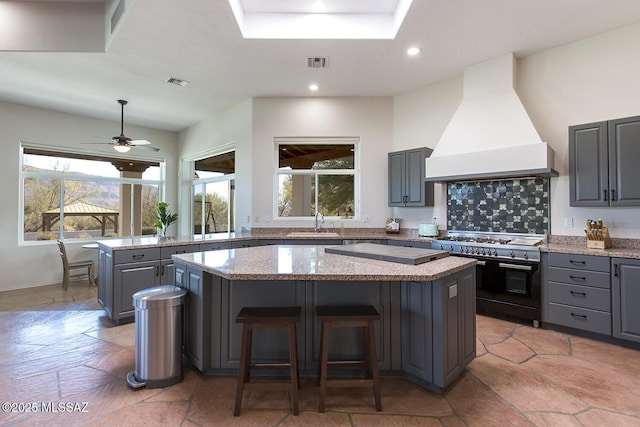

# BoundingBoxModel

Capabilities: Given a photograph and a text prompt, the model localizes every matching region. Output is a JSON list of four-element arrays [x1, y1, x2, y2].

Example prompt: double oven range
[[431, 231, 546, 326]]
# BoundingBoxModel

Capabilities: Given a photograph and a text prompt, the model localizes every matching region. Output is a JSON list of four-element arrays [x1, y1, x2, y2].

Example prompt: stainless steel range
[[431, 231, 546, 326]]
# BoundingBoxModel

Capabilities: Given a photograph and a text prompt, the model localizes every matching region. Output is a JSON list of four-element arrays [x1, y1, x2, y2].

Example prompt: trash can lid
[[132, 285, 187, 309]]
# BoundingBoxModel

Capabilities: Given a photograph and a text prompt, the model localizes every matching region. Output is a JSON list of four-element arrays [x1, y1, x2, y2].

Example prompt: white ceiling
[[2, 0, 640, 132]]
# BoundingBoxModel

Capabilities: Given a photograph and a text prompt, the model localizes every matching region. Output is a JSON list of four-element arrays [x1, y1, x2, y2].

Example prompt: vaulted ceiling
[[2, 0, 640, 132]]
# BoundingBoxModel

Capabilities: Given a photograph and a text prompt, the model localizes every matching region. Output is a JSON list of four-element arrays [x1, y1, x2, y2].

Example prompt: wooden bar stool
[[233, 306, 301, 417], [316, 305, 382, 413]]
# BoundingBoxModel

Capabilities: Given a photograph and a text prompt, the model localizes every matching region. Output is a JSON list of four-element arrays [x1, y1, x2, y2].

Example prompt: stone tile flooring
[[1, 281, 639, 426]]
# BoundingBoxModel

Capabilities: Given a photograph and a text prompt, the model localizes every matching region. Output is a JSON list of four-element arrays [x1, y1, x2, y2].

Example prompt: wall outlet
[[362, 214, 370, 223], [564, 217, 574, 228], [255, 215, 260, 223], [245, 215, 250, 223]]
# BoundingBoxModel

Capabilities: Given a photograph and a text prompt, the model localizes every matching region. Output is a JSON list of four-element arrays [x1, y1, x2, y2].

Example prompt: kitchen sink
[[286, 232, 341, 238]]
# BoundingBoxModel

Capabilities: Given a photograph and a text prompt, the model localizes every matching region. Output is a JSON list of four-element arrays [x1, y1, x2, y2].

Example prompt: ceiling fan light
[[113, 145, 131, 153]]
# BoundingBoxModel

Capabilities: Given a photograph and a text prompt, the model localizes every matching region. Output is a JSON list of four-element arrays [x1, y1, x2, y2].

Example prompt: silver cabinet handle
[[498, 263, 533, 271]]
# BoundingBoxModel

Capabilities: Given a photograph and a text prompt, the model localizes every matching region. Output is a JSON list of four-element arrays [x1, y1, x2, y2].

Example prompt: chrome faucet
[[315, 212, 324, 233]]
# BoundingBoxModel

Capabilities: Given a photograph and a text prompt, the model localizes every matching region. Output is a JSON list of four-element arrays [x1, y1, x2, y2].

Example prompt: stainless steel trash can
[[126, 285, 187, 389]]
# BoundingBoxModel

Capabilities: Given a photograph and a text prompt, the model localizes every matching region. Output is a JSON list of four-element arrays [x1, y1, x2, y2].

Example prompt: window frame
[[273, 137, 360, 220], [19, 144, 165, 245], [184, 144, 236, 236]]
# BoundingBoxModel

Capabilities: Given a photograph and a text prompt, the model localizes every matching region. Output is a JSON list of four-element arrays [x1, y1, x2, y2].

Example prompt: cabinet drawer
[[547, 253, 610, 272], [546, 302, 611, 335], [547, 282, 610, 312], [547, 267, 610, 289], [113, 247, 161, 265], [160, 245, 199, 259]]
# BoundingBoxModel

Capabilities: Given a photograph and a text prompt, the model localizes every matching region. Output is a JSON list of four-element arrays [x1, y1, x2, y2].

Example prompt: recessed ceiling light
[[309, 83, 319, 91], [312, 0, 325, 12], [407, 47, 421, 56]]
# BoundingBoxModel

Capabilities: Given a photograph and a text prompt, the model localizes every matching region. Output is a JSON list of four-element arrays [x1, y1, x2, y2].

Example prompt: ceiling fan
[[87, 100, 159, 153]]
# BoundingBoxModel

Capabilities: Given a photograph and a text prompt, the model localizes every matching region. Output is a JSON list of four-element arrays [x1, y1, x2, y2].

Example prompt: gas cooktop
[[431, 231, 546, 261]]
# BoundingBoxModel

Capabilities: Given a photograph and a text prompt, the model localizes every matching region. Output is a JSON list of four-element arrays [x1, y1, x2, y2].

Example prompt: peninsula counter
[[173, 244, 476, 392]]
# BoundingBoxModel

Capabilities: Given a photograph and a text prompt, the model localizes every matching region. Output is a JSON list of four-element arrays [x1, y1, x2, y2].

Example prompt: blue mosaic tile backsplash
[[447, 178, 550, 234]]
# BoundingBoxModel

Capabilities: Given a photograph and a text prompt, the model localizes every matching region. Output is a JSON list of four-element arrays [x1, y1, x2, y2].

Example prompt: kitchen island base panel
[[174, 262, 476, 393]]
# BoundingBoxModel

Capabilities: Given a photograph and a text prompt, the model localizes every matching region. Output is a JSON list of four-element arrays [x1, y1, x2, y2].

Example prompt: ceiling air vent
[[166, 77, 190, 87], [307, 57, 329, 68]]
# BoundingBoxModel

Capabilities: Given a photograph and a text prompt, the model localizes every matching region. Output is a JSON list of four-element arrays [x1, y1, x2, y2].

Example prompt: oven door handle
[[476, 260, 487, 266], [498, 262, 533, 271]]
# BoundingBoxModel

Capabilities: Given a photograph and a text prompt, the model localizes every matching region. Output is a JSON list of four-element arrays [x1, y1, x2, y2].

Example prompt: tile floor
[[1, 281, 639, 426]]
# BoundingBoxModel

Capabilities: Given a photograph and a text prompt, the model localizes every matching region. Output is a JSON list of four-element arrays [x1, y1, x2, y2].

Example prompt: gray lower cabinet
[[543, 253, 612, 335], [97, 248, 113, 318], [220, 280, 306, 370], [175, 262, 221, 371], [611, 257, 640, 343], [569, 115, 640, 206], [99, 245, 199, 325], [175, 265, 476, 392], [401, 268, 475, 391]]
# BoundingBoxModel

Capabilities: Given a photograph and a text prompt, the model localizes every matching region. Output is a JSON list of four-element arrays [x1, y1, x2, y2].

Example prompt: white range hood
[[425, 53, 557, 182]]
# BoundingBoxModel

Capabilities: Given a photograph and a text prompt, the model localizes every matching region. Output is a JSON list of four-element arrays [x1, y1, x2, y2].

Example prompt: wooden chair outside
[[57, 240, 96, 289]]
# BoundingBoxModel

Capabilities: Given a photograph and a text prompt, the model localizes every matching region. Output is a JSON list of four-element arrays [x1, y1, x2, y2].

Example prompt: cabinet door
[[161, 259, 175, 285], [401, 281, 433, 382], [569, 121, 609, 206], [608, 116, 640, 206], [97, 249, 113, 317], [612, 258, 640, 343], [405, 148, 428, 206], [388, 151, 407, 206], [113, 260, 160, 319]]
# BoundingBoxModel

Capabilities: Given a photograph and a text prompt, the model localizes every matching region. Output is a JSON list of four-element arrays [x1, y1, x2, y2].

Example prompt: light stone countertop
[[95, 232, 433, 250], [541, 243, 640, 260], [172, 244, 476, 281]]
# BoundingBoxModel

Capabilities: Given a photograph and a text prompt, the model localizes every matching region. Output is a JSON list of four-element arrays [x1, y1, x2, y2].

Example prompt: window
[[193, 151, 235, 235], [275, 138, 358, 218], [21, 146, 162, 242]]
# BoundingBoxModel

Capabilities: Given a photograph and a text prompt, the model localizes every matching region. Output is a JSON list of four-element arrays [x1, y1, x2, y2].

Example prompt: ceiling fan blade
[[130, 139, 151, 145], [132, 144, 160, 152]]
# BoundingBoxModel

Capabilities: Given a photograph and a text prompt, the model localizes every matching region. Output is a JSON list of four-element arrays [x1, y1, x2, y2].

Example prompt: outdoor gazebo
[[42, 201, 119, 236]]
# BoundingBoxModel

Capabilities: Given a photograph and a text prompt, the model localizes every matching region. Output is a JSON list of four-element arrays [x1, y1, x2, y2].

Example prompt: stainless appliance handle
[[498, 262, 533, 271], [476, 260, 487, 266]]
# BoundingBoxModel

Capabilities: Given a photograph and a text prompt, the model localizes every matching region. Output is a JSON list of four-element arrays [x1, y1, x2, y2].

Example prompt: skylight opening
[[229, 0, 413, 40]]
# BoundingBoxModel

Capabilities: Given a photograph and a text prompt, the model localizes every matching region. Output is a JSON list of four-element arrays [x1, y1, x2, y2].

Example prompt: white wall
[[177, 99, 253, 234], [517, 22, 640, 238], [392, 22, 640, 239], [251, 97, 394, 229], [0, 101, 178, 291], [392, 76, 462, 230]]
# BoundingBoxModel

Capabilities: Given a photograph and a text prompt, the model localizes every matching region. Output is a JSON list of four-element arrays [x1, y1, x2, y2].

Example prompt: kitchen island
[[173, 244, 476, 392]]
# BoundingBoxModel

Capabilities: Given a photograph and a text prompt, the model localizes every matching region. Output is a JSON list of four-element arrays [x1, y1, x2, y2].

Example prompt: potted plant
[[154, 202, 178, 238]]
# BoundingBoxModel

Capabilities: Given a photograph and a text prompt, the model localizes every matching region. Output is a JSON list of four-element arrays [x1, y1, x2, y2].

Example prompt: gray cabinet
[[569, 115, 640, 206], [220, 279, 306, 370], [97, 248, 113, 318], [99, 245, 200, 325], [306, 281, 393, 371], [401, 267, 475, 391], [543, 253, 611, 335], [388, 147, 434, 207], [611, 257, 640, 343], [175, 261, 221, 371]]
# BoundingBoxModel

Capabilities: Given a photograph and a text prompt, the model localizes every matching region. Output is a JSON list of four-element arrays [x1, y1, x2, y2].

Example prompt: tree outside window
[[276, 140, 357, 218]]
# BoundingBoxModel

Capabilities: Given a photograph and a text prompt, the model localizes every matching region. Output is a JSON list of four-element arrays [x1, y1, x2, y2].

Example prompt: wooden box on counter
[[586, 227, 612, 249]]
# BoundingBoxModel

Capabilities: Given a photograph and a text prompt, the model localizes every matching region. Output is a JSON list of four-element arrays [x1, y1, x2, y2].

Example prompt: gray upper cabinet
[[569, 115, 640, 206], [611, 257, 640, 343], [388, 147, 434, 207]]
